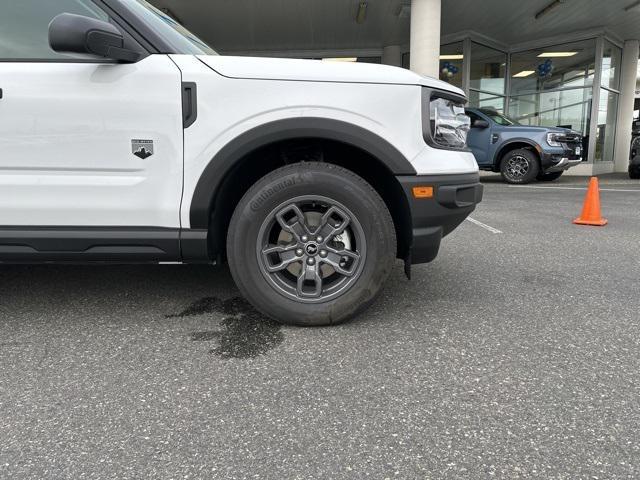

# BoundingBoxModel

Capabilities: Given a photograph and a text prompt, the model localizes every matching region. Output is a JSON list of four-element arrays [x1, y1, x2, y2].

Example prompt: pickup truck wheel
[[500, 149, 540, 184], [537, 171, 563, 182], [226, 162, 396, 326]]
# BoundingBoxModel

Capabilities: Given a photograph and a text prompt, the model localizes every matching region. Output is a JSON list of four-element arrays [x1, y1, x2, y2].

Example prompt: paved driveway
[[1, 175, 639, 479]]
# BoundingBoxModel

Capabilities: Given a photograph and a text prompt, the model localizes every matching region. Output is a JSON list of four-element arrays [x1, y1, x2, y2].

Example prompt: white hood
[[197, 55, 465, 97]]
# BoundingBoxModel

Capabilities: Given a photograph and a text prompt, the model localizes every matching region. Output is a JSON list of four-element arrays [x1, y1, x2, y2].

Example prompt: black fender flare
[[189, 117, 417, 229], [493, 138, 542, 166]]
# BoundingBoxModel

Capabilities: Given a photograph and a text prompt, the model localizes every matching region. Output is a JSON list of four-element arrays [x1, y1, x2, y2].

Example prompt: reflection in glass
[[508, 88, 593, 135], [510, 39, 596, 96], [439, 42, 464, 88], [595, 89, 619, 162], [468, 90, 505, 112], [469, 43, 506, 95], [601, 40, 622, 91]]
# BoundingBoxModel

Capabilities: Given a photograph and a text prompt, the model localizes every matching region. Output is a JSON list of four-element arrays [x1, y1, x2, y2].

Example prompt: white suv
[[0, 0, 483, 326]]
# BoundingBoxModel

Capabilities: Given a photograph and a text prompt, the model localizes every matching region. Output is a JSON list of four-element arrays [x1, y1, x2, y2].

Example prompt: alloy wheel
[[256, 195, 366, 303], [505, 155, 530, 180]]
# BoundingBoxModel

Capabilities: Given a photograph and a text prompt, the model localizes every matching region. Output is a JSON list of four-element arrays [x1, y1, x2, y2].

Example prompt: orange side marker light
[[412, 186, 434, 199]]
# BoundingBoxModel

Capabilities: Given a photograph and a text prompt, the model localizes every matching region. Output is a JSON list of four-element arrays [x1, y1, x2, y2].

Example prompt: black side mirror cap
[[472, 119, 490, 129], [49, 13, 141, 63]]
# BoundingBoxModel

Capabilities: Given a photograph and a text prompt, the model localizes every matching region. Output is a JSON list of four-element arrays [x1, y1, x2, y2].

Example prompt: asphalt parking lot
[[1, 174, 639, 479]]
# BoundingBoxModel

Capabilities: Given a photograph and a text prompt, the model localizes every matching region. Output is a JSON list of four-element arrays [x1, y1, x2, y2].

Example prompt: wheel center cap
[[305, 243, 319, 256]]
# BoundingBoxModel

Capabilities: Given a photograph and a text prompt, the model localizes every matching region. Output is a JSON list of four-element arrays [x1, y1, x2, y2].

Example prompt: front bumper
[[545, 157, 583, 173], [397, 172, 483, 265], [541, 145, 583, 173]]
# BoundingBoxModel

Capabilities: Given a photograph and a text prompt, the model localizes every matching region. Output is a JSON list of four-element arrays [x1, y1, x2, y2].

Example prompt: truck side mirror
[[49, 13, 141, 63], [472, 119, 490, 129]]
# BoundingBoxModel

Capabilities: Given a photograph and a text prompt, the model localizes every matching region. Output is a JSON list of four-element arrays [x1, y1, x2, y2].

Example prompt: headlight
[[546, 133, 563, 147], [429, 97, 470, 149]]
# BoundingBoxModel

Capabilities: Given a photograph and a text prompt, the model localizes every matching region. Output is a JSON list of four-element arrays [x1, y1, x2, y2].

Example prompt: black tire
[[537, 171, 563, 182], [500, 149, 540, 184], [226, 162, 396, 326], [630, 170, 640, 180]]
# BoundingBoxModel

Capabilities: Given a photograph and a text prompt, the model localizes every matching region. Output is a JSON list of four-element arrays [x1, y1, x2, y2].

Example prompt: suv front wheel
[[227, 162, 396, 326], [500, 149, 540, 184]]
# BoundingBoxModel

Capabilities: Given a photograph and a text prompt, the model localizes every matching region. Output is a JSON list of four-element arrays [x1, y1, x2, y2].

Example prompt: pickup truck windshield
[[124, 0, 217, 55], [478, 109, 520, 126]]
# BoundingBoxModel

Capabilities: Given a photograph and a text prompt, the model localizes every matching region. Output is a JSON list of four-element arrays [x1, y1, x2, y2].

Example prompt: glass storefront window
[[601, 40, 622, 91], [469, 42, 506, 95], [508, 88, 592, 135], [468, 90, 505, 112], [594, 88, 619, 162], [439, 42, 464, 89], [510, 39, 596, 96]]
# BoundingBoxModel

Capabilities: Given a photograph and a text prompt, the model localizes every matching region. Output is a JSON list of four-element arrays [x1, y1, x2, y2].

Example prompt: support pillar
[[410, 0, 441, 78], [382, 45, 402, 67], [613, 40, 639, 172]]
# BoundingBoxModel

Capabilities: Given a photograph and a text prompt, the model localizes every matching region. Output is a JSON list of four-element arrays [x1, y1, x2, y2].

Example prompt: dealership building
[[150, 0, 640, 176]]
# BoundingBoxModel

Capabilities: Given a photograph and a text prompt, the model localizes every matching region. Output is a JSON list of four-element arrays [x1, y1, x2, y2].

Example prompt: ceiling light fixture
[[513, 70, 536, 78], [537, 52, 578, 57], [439, 54, 464, 60], [535, 0, 565, 20], [322, 57, 358, 62], [356, 2, 368, 24]]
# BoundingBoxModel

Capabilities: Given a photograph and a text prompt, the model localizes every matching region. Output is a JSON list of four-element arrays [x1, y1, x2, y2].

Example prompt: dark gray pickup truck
[[466, 108, 583, 184]]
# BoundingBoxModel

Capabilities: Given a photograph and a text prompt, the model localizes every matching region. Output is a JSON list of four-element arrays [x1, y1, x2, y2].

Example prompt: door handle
[[0, 88, 3, 99]]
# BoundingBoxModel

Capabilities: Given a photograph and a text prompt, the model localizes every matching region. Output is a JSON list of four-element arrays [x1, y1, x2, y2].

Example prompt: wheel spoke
[[296, 262, 322, 298], [261, 244, 300, 272], [323, 247, 361, 276], [317, 206, 351, 238], [275, 204, 309, 239]]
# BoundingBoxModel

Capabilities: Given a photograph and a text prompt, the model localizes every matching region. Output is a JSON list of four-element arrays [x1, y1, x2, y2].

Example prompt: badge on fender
[[132, 139, 154, 159]]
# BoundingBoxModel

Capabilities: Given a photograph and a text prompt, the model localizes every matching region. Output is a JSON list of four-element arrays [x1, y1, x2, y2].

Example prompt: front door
[[0, 0, 183, 228], [466, 111, 492, 167]]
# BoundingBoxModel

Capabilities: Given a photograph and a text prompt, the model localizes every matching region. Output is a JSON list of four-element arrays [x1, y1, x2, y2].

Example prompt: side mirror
[[472, 119, 490, 129], [49, 13, 140, 63]]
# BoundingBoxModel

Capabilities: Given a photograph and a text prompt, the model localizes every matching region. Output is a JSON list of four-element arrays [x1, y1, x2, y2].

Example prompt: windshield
[[478, 109, 521, 126], [123, 0, 217, 55]]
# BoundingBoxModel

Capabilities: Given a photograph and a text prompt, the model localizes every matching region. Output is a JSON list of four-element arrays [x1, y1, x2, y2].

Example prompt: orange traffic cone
[[573, 177, 607, 226]]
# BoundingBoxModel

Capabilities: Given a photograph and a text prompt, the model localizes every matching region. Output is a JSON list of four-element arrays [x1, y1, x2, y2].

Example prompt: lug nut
[[319, 250, 327, 258], [316, 236, 323, 243], [307, 257, 316, 266], [301, 235, 308, 242], [295, 248, 304, 257]]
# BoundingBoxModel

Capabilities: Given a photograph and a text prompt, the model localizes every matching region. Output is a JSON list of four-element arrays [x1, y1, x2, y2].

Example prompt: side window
[[467, 111, 481, 124], [1, 0, 119, 61]]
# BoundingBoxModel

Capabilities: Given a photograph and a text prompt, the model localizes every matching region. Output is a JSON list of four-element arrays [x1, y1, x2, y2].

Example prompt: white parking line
[[466, 217, 503, 234], [508, 185, 640, 193]]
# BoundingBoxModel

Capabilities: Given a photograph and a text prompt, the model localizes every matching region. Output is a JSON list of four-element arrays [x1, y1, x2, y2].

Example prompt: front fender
[[493, 137, 542, 165], [188, 117, 417, 229]]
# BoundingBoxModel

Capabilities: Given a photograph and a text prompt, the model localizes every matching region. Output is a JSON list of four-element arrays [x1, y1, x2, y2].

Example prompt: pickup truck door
[[466, 111, 492, 166], [0, 1, 183, 229]]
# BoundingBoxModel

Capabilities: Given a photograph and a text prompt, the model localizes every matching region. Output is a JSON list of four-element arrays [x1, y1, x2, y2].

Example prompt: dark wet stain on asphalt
[[168, 297, 284, 359]]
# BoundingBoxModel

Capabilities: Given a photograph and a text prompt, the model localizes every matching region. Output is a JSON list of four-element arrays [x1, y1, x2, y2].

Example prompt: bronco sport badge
[[132, 139, 154, 159]]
